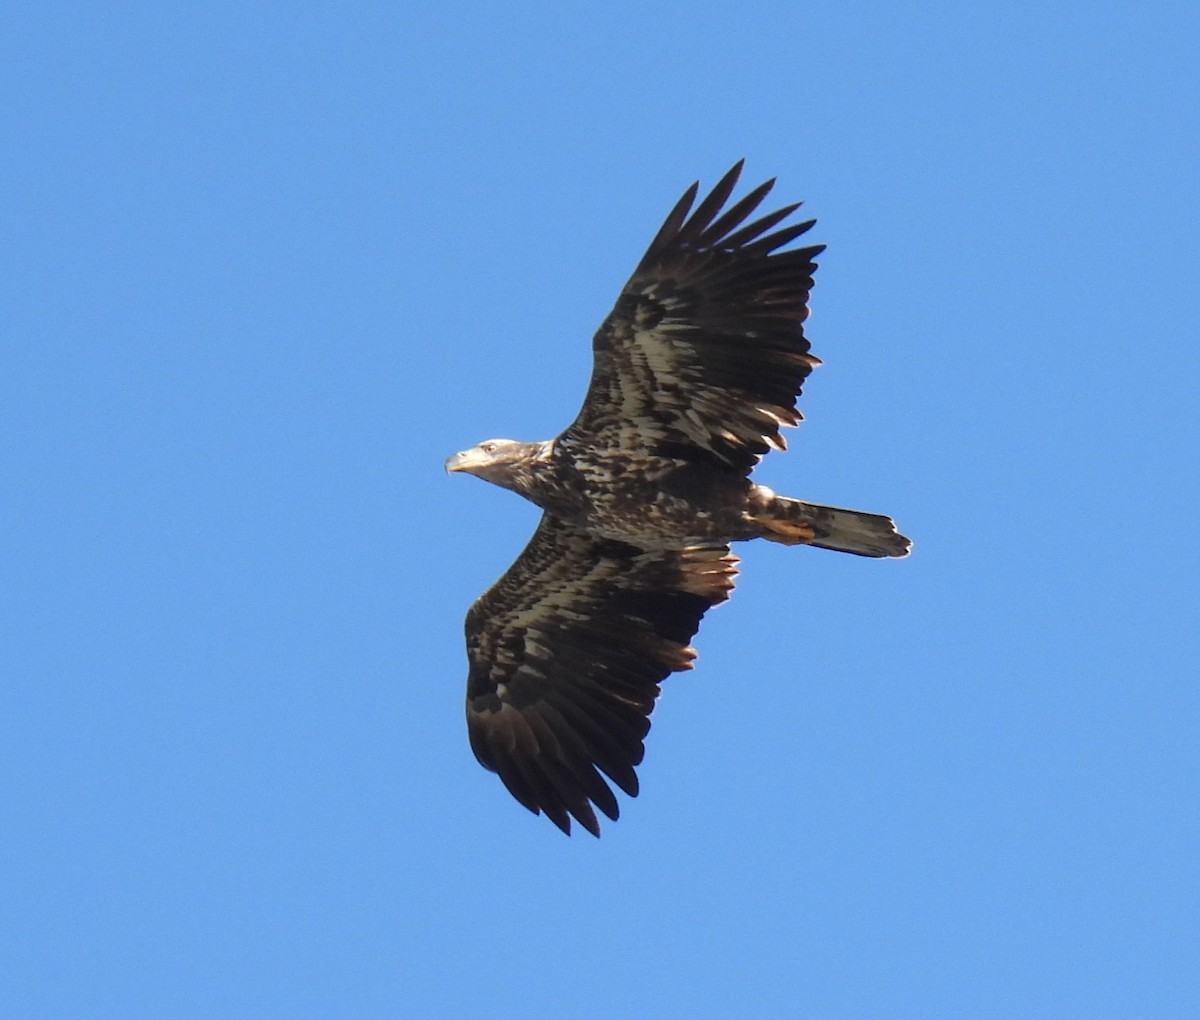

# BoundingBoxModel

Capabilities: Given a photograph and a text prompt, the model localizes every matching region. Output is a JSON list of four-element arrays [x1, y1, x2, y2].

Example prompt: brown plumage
[[446, 162, 910, 836]]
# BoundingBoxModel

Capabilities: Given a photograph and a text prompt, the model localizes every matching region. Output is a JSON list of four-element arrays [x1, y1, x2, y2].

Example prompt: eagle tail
[[749, 488, 911, 558]]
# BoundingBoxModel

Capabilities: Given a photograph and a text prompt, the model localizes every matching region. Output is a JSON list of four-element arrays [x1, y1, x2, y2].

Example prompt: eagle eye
[[482, 442, 497, 453]]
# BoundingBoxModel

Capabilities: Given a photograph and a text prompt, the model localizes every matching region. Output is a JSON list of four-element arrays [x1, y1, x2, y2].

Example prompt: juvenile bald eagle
[[446, 161, 910, 836]]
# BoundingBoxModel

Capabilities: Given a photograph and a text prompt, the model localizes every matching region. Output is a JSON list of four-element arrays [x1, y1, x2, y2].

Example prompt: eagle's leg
[[745, 485, 818, 544], [746, 485, 911, 559]]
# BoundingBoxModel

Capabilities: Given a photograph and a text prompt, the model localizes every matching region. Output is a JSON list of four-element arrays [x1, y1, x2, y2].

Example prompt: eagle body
[[446, 439, 760, 548], [546, 440, 758, 548], [446, 163, 911, 836]]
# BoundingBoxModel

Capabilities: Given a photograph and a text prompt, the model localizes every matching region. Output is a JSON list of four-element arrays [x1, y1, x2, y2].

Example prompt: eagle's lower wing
[[465, 513, 737, 836], [559, 160, 824, 475]]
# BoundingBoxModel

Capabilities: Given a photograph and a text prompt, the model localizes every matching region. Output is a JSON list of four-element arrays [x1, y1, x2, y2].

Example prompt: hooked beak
[[444, 449, 476, 474]]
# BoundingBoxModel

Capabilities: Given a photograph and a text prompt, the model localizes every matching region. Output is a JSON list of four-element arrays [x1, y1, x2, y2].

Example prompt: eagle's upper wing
[[465, 513, 737, 836], [558, 160, 825, 476]]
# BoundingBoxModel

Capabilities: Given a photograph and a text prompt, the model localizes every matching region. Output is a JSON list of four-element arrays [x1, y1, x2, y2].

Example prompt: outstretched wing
[[465, 513, 737, 836], [559, 160, 824, 475]]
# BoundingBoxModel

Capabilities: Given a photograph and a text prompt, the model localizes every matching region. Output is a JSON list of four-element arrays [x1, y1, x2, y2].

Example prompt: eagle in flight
[[446, 162, 910, 836]]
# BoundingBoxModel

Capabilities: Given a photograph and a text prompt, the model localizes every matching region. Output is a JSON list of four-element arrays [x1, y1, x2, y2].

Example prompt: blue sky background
[[4, 3, 1198, 1017]]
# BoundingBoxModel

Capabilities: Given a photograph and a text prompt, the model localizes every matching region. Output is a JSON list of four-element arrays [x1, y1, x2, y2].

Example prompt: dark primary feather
[[560, 159, 825, 474], [465, 514, 737, 836]]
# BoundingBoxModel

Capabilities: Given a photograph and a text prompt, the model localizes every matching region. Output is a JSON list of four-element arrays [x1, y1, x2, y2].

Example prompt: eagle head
[[444, 438, 549, 494]]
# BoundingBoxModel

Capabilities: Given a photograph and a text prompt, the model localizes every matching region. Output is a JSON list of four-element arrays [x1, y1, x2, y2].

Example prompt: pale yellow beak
[[444, 449, 478, 473]]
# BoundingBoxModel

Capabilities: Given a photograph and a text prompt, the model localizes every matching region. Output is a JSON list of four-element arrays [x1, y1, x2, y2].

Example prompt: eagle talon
[[759, 519, 817, 544]]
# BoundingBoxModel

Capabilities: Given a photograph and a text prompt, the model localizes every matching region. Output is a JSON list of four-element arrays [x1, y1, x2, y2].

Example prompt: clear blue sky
[[4, 3, 1197, 1017]]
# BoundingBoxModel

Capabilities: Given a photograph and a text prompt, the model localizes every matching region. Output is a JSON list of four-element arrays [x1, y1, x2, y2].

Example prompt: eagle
[[446, 161, 910, 836]]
